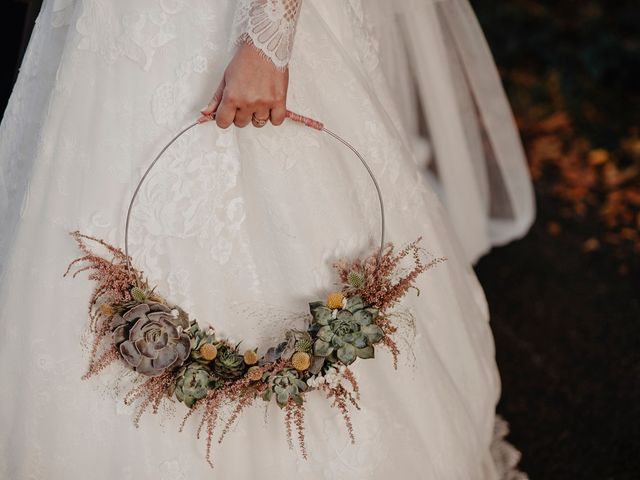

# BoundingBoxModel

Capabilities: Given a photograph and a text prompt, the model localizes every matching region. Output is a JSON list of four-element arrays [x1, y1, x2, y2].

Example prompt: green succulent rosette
[[309, 295, 384, 365], [170, 363, 217, 408], [213, 343, 247, 380], [262, 368, 308, 408]]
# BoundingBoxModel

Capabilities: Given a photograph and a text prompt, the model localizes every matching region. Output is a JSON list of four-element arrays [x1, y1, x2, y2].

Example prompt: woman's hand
[[199, 42, 289, 129]]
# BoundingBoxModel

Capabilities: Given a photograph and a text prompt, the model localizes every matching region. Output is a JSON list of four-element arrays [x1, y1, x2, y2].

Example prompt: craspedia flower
[[291, 351, 311, 372], [199, 343, 218, 361], [99, 303, 114, 317], [247, 366, 263, 381], [244, 350, 258, 365], [326, 292, 345, 310]]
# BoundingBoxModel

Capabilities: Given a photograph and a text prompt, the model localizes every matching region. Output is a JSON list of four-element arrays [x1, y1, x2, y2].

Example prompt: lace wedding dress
[[0, 0, 527, 478]]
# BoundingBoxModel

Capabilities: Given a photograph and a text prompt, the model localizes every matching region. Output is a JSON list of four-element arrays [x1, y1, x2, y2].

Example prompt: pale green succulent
[[309, 295, 384, 365], [170, 363, 214, 408], [187, 323, 218, 363], [262, 368, 308, 408]]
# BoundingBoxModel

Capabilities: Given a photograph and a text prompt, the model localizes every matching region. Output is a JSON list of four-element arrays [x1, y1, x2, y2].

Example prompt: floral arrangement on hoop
[[65, 231, 444, 467]]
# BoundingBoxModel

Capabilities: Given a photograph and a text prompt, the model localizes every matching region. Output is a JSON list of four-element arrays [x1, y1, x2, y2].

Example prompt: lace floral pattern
[[74, 0, 182, 71], [230, 0, 303, 68]]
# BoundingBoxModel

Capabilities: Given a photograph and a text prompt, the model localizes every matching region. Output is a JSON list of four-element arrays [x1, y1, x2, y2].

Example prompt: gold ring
[[252, 114, 268, 128]]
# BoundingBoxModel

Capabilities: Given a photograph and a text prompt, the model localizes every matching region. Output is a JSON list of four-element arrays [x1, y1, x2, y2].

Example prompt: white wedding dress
[[0, 1, 527, 479]]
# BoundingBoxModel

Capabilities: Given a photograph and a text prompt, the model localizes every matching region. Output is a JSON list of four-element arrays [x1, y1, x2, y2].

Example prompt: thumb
[[201, 79, 225, 116]]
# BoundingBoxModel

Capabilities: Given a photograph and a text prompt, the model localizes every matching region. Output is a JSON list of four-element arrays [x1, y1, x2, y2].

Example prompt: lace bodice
[[230, 0, 303, 69]]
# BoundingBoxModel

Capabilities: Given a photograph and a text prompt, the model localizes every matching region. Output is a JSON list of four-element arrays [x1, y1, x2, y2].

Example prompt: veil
[[363, 0, 535, 263]]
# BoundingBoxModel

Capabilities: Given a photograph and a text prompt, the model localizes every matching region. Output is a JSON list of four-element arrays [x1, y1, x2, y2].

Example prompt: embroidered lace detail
[[230, 0, 303, 69]]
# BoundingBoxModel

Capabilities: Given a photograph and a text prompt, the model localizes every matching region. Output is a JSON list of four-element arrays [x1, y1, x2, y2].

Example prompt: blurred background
[[1, 0, 638, 478]]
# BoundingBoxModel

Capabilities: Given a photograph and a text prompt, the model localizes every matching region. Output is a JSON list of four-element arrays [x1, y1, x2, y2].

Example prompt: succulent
[[213, 344, 247, 380], [281, 330, 309, 360], [111, 301, 191, 376], [263, 368, 308, 408], [170, 363, 215, 407], [188, 324, 218, 363], [260, 330, 311, 365], [261, 341, 287, 365], [309, 295, 384, 365]]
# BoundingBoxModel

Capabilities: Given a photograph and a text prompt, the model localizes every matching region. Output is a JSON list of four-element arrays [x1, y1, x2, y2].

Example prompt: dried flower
[[291, 351, 311, 371], [326, 292, 345, 309], [199, 343, 218, 361], [99, 303, 114, 317], [131, 286, 147, 303], [347, 270, 365, 288], [247, 366, 263, 381], [243, 350, 258, 365], [334, 238, 445, 312]]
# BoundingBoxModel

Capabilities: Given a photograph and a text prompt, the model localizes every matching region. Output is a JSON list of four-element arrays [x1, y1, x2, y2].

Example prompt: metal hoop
[[124, 111, 386, 278]]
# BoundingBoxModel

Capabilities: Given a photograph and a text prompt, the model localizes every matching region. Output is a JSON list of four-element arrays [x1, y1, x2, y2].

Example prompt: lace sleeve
[[230, 0, 303, 69]]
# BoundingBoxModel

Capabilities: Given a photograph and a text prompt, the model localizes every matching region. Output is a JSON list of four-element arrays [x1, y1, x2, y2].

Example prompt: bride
[[0, 0, 528, 478]]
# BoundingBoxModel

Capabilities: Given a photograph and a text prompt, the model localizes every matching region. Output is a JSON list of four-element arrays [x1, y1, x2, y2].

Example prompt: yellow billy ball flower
[[199, 343, 218, 361], [247, 366, 263, 382], [326, 292, 345, 310], [99, 303, 114, 317], [244, 350, 259, 365], [291, 351, 311, 372]]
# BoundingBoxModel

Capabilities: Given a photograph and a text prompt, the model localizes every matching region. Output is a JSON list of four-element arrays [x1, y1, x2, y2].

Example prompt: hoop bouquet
[[65, 111, 445, 467]]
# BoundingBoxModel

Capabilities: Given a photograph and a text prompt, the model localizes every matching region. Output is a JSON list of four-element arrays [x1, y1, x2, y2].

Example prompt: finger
[[201, 79, 225, 116], [215, 97, 236, 129], [234, 108, 252, 128], [270, 102, 286, 126], [252, 107, 270, 128]]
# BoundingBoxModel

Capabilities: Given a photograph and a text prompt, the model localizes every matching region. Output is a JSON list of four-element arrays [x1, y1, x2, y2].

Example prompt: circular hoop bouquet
[[66, 111, 444, 467]]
